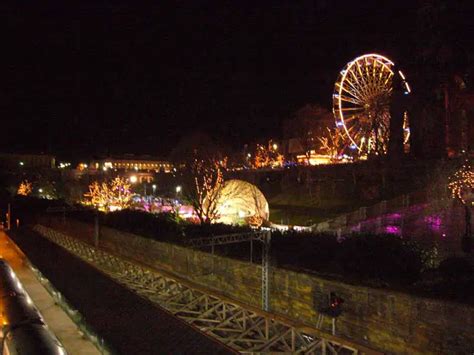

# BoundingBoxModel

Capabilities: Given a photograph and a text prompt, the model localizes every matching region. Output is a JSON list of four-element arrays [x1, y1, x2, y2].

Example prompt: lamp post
[[152, 184, 157, 195]]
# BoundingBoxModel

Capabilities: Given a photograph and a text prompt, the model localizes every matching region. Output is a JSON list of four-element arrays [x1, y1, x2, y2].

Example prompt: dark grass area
[[269, 204, 362, 226], [268, 196, 364, 226], [8, 228, 234, 355]]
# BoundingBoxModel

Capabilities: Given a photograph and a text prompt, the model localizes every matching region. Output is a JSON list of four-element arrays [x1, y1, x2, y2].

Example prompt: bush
[[438, 257, 473, 280], [271, 231, 424, 286], [101, 210, 182, 242], [53, 209, 426, 286], [271, 231, 340, 272], [183, 223, 251, 239], [10, 196, 67, 225], [68, 208, 251, 243], [336, 233, 423, 285]]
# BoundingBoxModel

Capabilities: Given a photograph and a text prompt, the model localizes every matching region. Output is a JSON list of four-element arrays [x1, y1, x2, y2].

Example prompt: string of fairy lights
[[448, 162, 474, 205]]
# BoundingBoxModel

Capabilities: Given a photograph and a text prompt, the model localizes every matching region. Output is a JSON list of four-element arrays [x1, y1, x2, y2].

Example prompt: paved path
[[7, 228, 234, 354], [0, 230, 100, 355]]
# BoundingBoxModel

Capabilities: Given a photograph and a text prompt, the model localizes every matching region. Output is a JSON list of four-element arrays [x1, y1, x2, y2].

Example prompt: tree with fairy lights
[[84, 181, 106, 210], [253, 143, 284, 169], [318, 127, 346, 162], [448, 161, 474, 253], [17, 180, 32, 196], [254, 144, 271, 168], [188, 157, 226, 225], [84, 177, 132, 212]]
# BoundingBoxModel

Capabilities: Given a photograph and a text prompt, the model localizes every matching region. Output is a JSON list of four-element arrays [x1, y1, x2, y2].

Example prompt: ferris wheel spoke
[[336, 81, 364, 102], [348, 68, 371, 99], [370, 61, 387, 95], [367, 67, 383, 96], [337, 107, 366, 112], [343, 79, 371, 103], [338, 75, 362, 95], [354, 63, 373, 99], [384, 74, 393, 86], [356, 62, 366, 83], [338, 93, 366, 106], [375, 69, 391, 93], [378, 64, 385, 81], [380, 64, 394, 88], [337, 86, 365, 106], [364, 59, 371, 84]]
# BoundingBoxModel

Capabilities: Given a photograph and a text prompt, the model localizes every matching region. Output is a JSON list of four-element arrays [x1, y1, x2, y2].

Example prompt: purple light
[[424, 215, 442, 231], [385, 225, 401, 235], [385, 213, 402, 220]]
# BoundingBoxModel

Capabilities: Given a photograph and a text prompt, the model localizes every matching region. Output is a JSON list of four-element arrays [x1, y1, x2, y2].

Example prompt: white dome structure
[[213, 179, 269, 226]]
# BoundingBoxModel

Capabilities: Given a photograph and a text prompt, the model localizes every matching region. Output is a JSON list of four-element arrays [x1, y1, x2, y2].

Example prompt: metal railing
[[28, 264, 113, 354], [185, 231, 271, 311], [33, 224, 381, 354]]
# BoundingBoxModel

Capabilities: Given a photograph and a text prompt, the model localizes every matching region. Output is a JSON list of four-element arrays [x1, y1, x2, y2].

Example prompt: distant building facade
[[89, 155, 173, 173], [0, 153, 56, 169]]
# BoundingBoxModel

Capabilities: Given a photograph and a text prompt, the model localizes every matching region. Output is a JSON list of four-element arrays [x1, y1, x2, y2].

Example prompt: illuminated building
[[287, 139, 341, 165], [90, 155, 173, 173], [295, 151, 334, 165]]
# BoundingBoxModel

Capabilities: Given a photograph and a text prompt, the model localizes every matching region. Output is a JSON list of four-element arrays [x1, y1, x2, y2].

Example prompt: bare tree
[[283, 104, 333, 164], [187, 157, 226, 224]]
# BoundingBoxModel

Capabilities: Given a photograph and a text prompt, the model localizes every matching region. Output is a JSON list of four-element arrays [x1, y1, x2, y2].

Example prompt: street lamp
[[130, 175, 138, 184], [152, 184, 157, 195], [176, 185, 182, 194]]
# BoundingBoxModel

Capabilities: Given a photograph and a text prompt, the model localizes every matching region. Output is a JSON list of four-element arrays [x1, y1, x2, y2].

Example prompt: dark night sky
[[2, 1, 472, 159]]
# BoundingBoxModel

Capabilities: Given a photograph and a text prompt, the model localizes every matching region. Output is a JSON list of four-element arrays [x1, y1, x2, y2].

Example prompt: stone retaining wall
[[39, 218, 474, 354]]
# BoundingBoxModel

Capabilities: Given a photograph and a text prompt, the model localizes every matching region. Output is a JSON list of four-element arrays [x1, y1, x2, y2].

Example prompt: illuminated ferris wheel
[[333, 53, 411, 156]]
